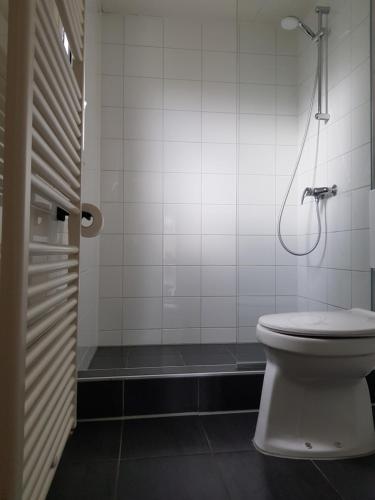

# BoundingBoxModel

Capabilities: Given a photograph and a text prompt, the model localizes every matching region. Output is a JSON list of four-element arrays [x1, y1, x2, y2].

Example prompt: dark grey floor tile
[[122, 416, 210, 459], [199, 374, 263, 412], [201, 412, 258, 452], [77, 380, 123, 419], [216, 451, 341, 500], [314, 454, 375, 500], [47, 460, 117, 500], [228, 343, 266, 362], [95, 346, 125, 357], [124, 377, 198, 415], [180, 345, 236, 366], [126, 345, 181, 356], [126, 352, 185, 368], [62, 421, 122, 462], [116, 454, 230, 500], [89, 355, 125, 369]]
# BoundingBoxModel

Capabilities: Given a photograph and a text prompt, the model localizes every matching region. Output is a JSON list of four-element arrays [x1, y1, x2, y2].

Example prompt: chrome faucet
[[301, 185, 337, 204]]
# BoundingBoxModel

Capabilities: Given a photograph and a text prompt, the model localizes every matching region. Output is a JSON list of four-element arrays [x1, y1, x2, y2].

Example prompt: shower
[[277, 6, 337, 256]]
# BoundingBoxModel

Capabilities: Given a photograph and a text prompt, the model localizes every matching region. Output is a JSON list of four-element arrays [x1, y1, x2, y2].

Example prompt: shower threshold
[[78, 343, 266, 381]]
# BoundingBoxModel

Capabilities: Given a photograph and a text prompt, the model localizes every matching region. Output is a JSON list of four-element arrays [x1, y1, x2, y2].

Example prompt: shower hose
[[277, 64, 321, 256]]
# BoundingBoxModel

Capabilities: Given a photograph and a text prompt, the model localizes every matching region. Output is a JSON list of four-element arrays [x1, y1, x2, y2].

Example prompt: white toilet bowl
[[253, 308, 375, 460]]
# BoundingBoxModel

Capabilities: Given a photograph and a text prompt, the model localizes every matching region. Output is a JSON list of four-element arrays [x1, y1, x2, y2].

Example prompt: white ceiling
[[101, 0, 316, 23]]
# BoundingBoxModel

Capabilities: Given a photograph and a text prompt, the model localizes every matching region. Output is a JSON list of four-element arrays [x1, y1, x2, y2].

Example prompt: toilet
[[253, 308, 375, 460]]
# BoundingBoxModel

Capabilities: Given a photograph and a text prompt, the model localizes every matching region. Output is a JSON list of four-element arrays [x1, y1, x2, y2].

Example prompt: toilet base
[[253, 361, 375, 460]]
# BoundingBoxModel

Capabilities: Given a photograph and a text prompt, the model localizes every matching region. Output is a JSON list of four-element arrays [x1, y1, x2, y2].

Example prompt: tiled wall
[[77, 0, 101, 368], [296, 0, 371, 311], [98, 13, 303, 346]]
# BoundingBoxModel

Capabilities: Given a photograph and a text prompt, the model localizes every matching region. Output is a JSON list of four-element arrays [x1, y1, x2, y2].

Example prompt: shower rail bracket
[[315, 112, 330, 122], [315, 6, 330, 14]]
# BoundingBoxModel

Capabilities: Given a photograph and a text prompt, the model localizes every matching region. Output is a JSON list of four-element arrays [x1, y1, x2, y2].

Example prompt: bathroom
[[0, 0, 374, 498]]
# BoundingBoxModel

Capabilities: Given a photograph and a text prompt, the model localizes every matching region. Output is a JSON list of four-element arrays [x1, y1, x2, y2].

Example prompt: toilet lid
[[259, 308, 375, 337]]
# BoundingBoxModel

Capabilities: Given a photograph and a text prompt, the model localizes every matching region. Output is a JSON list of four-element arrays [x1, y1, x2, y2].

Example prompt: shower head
[[281, 15, 317, 40]]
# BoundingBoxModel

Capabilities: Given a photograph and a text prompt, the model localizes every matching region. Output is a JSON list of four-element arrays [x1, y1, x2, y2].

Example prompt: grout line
[[311, 461, 345, 500]]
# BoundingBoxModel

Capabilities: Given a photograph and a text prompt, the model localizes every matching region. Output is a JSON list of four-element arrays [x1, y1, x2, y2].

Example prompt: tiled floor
[[83, 344, 266, 378], [47, 412, 375, 500]]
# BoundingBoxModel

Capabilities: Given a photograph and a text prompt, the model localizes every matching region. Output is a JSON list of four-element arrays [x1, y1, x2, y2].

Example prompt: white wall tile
[[351, 101, 371, 149], [239, 145, 275, 175], [164, 204, 201, 234], [124, 298, 162, 329], [351, 229, 370, 271], [201, 266, 236, 296], [351, 17, 370, 70], [164, 173, 201, 203], [124, 203, 163, 234], [240, 54, 276, 84], [164, 142, 201, 173], [276, 266, 297, 295], [239, 296, 275, 326], [99, 298, 123, 330], [101, 139, 123, 171], [201, 297, 236, 327], [164, 110, 201, 142], [124, 109, 163, 140], [164, 18, 202, 49], [240, 114, 276, 145], [99, 267, 123, 297], [101, 107, 123, 139], [164, 79, 201, 111], [163, 235, 201, 265], [102, 76, 123, 107], [202, 205, 236, 234], [239, 22, 275, 54], [239, 205, 275, 235], [203, 22, 236, 52], [164, 49, 201, 80], [102, 44, 123, 75], [240, 84, 276, 114], [124, 46, 163, 77], [124, 171, 162, 203], [124, 140, 163, 172], [352, 188, 369, 229], [124, 266, 163, 297], [125, 15, 163, 47], [202, 235, 236, 265], [201, 328, 236, 343], [100, 234, 123, 265], [163, 297, 201, 328], [203, 82, 236, 113], [327, 269, 351, 308], [239, 175, 275, 205], [124, 77, 163, 109], [124, 235, 162, 265], [162, 328, 201, 344], [276, 56, 297, 85], [202, 143, 237, 174], [202, 112, 236, 143], [239, 266, 275, 295], [239, 236, 275, 265], [203, 174, 236, 204], [101, 203, 123, 233], [124, 330, 162, 345], [238, 327, 257, 342], [163, 266, 201, 296], [102, 14, 123, 44], [101, 171, 123, 202], [203, 51, 237, 83], [352, 271, 371, 309]]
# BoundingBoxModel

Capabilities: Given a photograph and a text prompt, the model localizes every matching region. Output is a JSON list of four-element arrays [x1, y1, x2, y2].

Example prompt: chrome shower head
[[281, 15, 317, 40]]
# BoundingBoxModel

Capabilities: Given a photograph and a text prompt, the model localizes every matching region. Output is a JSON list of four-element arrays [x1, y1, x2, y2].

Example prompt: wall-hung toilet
[[254, 308, 375, 459]]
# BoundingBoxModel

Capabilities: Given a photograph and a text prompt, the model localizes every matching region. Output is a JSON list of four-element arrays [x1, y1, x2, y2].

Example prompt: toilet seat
[[259, 308, 375, 338]]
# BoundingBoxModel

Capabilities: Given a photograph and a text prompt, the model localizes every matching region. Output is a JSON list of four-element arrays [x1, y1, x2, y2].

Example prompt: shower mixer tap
[[301, 185, 337, 204]]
